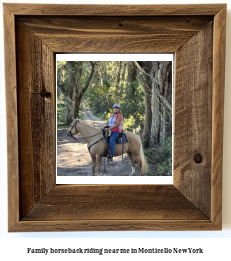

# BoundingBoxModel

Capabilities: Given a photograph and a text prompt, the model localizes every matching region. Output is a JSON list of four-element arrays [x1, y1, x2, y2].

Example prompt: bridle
[[67, 120, 105, 157], [67, 120, 103, 144], [67, 120, 79, 142]]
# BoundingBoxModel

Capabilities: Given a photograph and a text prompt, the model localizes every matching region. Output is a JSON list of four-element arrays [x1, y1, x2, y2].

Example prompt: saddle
[[102, 129, 129, 160], [103, 130, 129, 144]]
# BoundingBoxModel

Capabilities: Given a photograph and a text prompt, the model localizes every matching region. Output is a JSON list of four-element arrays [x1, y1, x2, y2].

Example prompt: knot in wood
[[194, 153, 203, 164]]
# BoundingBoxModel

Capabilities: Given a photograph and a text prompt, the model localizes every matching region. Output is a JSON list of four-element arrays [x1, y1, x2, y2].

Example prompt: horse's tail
[[139, 137, 148, 174]]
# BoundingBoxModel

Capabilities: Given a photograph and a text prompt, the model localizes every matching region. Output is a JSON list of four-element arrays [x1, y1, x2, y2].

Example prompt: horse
[[67, 118, 148, 176]]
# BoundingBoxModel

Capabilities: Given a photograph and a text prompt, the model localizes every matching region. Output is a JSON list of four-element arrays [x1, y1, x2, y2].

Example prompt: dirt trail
[[57, 109, 140, 176]]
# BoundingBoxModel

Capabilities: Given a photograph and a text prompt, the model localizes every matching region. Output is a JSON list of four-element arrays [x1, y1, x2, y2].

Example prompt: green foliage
[[57, 61, 69, 96], [157, 137, 172, 176], [57, 104, 66, 124], [123, 116, 136, 131], [84, 67, 145, 133], [144, 137, 172, 176], [85, 83, 111, 114], [57, 92, 66, 125], [57, 124, 70, 130], [119, 80, 145, 131]]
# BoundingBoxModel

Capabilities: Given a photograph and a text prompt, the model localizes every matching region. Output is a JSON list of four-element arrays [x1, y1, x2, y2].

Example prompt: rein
[[68, 120, 102, 140], [67, 120, 104, 155]]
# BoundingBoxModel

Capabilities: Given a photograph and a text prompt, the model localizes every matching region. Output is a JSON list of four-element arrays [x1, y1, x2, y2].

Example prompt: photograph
[[56, 55, 173, 183]]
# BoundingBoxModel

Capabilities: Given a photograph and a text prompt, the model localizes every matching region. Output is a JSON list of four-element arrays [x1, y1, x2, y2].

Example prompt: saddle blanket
[[104, 133, 129, 144]]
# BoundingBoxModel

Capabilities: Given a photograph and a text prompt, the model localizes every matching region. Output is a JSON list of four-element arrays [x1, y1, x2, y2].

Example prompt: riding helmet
[[113, 104, 121, 108]]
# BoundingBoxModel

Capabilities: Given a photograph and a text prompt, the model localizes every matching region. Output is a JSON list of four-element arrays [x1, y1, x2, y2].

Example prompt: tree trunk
[[68, 61, 96, 119], [135, 61, 172, 147], [142, 89, 152, 147], [150, 62, 161, 146], [126, 61, 137, 96], [73, 62, 82, 118], [64, 62, 76, 123], [136, 61, 154, 148], [159, 61, 172, 142]]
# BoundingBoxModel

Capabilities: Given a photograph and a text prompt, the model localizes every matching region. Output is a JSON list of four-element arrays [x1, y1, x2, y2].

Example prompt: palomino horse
[[67, 119, 148, 176]]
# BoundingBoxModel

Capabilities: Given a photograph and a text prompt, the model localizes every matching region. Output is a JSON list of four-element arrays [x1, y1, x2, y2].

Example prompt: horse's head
[[67, 119, 80, 138]]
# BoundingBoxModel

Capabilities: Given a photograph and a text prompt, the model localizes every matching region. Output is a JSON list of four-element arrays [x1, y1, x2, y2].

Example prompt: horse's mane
[[75, 119, 101, 131]]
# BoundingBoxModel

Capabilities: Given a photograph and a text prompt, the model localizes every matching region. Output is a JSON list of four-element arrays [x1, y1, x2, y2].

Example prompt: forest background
[[57, 60, 173, 176]]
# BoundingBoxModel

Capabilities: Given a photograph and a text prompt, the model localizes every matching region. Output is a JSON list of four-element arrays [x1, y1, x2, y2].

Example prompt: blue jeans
[[110, 131, 120, 156]]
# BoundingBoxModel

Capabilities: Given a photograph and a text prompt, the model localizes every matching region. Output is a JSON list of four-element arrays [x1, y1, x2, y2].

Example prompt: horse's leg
[[91, 155, 96, 176], [96, 155, 103, 176], [133, 153, 143, 176], [127, 152, 136, 176]]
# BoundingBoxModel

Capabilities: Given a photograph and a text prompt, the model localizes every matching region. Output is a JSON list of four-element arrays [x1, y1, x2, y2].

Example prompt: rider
[[104, 104, 123, 159]]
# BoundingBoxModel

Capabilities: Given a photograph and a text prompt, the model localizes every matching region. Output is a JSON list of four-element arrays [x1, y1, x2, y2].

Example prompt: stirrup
[[107, 153, 113, 159], [106, 150, 113, 161], [106, 148, 112, 158]]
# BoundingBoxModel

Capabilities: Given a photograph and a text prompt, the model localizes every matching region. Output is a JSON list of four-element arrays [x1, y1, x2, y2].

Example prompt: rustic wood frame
[[4, 4, 226, 232]]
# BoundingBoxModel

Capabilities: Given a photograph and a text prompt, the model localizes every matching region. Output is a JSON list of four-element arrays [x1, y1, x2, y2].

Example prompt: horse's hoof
[[129, 167, 135, 176]]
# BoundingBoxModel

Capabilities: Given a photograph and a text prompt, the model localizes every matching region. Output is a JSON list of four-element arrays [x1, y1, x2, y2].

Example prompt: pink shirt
[[108, 113, 123, 132]]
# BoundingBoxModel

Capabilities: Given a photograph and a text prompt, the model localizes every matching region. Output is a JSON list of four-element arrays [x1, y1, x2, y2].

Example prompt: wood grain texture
[[16, 19, 56, 218], [14, 185, 218, 232], [211, 5, 226, 228], [18, 16, 213, 53], [22, 185, 207, 221], [3, 4, 20, 231], [3, 3, 225, 16], [11, 220, 218, 232], [174, 22, 213, 218], [4, 3, 226, 231]]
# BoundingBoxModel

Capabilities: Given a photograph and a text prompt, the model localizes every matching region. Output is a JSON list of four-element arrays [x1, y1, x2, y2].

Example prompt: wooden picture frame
[[4, 3, 226, 231]]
